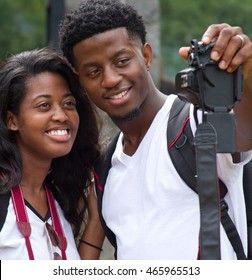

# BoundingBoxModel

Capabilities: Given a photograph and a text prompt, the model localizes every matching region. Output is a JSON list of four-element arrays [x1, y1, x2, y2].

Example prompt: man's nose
[[101, 66, 122, 88]]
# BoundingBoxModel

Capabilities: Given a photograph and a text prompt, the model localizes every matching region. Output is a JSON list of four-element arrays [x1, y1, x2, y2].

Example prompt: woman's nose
[[51, 107, 69, 122]]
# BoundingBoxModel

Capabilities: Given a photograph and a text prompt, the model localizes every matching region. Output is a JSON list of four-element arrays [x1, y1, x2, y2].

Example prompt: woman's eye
[[64, 100, 76, 108], [39, 102, 50, 108]]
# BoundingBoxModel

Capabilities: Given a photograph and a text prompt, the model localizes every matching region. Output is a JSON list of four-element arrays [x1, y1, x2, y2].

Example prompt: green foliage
[[160, 0, 252, 78], [0, 0, 46, 60], [0, 0, 251, 80]]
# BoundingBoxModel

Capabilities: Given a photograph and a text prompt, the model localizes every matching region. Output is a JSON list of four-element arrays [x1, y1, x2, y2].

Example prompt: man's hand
[[179, 23, 252, 79]]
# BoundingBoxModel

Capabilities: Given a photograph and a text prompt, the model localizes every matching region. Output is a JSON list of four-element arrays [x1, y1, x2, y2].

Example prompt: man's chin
[[111, 108, 141, 124]]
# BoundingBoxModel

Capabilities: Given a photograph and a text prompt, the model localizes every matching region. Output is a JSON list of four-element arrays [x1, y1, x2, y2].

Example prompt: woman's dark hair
[[59, 0, 147, 66], [0, 48, 100, 236]]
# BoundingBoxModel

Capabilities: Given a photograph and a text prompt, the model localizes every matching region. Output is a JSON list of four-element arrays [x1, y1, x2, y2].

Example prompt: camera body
[[175, 39, 243, 152]]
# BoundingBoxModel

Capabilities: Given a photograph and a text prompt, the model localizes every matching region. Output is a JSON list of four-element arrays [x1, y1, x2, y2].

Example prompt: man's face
[[73, 27, 152, 123]]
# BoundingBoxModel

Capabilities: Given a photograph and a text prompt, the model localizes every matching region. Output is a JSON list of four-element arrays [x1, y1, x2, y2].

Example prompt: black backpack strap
[[220, 199, 246, 259], [168, 97, 246, 259], [168, 97, 197, 189], [0, 192, 11, 232], [94, 133, 120, 258], [243, 159, 252, 259]]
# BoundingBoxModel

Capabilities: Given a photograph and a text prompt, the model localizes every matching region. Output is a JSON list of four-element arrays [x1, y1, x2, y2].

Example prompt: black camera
[[175, 39, 243, 152]]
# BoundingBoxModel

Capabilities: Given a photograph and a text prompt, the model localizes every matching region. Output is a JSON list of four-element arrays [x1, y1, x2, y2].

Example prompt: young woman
[[0, 48, 101, 259]]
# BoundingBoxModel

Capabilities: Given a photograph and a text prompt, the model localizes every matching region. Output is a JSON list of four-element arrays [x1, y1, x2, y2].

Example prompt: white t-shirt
[[102, 94, 252, 260], [0, 197, 80, 260]]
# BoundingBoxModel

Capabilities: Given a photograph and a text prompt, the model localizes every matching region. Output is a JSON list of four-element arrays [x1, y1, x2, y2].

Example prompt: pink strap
[[11, 186, 35, 260], [45, 187, 67, 260]]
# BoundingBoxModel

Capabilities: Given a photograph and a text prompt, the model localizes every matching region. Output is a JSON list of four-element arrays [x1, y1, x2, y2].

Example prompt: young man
[[59, 0, 252, 259]]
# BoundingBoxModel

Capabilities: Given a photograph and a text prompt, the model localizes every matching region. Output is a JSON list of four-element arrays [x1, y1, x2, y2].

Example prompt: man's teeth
[[110, 90, 128, 100], [47, 130, 68, 136]]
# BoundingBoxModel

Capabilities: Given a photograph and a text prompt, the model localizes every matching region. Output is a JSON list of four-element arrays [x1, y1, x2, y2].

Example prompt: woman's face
[[7, 72, 79, 162]]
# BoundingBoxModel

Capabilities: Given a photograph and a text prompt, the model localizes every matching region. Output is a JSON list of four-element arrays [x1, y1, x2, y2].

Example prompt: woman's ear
[[142, 43, 152, 71], [7, 111, 18, 131]]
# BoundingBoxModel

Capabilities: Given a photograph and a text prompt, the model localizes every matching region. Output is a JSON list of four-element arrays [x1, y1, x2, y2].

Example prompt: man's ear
[[7, 111, 18, 131], [142, 43, 152, 71]]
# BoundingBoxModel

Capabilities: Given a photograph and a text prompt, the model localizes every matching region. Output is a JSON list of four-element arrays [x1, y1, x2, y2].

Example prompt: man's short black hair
[[59, 0, 147, 65]]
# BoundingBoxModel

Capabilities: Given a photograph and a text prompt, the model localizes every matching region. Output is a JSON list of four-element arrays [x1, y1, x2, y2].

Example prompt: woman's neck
[[20, 159, 52, 218]]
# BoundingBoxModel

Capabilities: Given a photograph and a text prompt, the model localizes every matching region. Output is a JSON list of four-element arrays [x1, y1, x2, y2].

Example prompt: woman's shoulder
[[0, 192, 11, 232]]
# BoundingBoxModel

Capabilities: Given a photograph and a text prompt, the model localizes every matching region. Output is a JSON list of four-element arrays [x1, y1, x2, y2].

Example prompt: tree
[[160, 0, 252, 78], [0, 0, 46, 60]]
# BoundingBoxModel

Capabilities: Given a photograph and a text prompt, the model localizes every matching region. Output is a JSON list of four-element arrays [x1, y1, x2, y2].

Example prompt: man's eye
[[87, 69, 100, 78], [117, 58, 130, 66]]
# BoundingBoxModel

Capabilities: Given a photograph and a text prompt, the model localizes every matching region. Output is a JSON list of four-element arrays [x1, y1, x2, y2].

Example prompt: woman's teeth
[[47, 130, 68, 136]]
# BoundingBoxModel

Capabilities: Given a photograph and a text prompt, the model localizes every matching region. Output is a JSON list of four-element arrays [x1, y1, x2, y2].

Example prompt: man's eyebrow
[[112, 49, 129, 59], [82, 49, 130, 67]]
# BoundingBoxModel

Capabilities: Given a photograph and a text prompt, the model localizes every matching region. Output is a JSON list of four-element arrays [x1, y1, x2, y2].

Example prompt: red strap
[[11, 186, 35, 260], [11, 185, 68, 260], [45, 187, 67, 260]]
